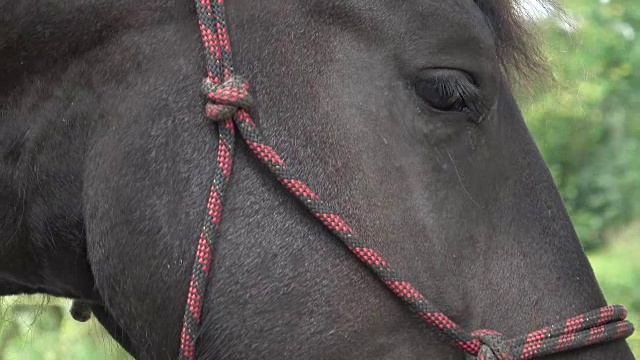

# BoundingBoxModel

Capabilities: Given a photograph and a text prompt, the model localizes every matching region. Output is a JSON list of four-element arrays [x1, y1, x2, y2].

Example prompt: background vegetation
[[520, 0, 640, 354], [524, 0, 640, 251], [0, 0, 638, 358]]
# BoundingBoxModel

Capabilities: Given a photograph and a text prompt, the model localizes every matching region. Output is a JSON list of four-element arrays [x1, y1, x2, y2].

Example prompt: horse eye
[[413, 70, 482, 120], [415, 79, 463, 111]]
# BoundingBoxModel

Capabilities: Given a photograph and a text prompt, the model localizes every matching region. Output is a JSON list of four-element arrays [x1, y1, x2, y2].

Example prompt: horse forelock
[[474, 0, 560, 81]]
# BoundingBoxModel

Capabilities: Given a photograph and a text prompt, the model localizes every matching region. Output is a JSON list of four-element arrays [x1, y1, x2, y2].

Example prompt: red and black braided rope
[[179, 0, 635, 359], [179, 0, 238, 358]]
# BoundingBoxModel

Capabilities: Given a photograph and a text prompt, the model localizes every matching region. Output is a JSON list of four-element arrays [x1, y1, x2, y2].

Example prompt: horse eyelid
[[418, 74, 487, 122]]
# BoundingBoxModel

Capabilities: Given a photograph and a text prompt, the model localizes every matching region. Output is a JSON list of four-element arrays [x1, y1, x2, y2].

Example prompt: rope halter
[[472, 330, 515, 360], [202, 76, 253, 122]]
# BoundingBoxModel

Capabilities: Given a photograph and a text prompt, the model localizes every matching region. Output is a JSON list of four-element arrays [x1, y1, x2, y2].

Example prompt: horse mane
[[475, 0, 560, 80]]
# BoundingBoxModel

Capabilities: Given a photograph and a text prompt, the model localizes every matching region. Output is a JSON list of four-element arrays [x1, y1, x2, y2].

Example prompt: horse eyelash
[[431, 75, 487, 117], [432, 76, 480, 102]]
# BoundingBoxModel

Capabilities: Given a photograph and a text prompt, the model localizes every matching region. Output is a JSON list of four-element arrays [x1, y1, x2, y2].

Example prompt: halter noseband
[[178, 1, 634, 359]]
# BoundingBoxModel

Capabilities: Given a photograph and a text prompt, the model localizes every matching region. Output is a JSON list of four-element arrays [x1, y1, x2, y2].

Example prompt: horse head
[[0, 0, 634, 358]]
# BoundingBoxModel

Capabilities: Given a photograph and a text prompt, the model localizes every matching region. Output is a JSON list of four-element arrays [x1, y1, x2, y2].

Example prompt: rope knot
[[202, 75, 253, 121], [471, 330, 515, 360]]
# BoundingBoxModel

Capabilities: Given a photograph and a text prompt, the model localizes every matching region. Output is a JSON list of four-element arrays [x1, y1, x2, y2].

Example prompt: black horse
[[0, 0, 634, 359]]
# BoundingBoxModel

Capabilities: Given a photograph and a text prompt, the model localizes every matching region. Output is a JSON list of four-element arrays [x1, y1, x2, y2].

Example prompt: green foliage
[[0, 297, 131, 359], [522, 0, 640, 250], [588, 223, 640, 356]]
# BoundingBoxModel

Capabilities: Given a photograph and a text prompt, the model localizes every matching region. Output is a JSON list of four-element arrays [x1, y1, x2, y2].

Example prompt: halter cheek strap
[[178, 1, 635, 359]]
